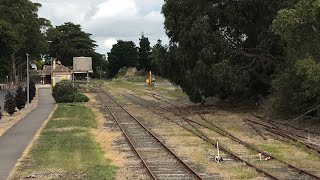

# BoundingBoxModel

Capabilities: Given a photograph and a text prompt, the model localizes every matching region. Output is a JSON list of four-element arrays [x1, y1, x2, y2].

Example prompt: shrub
[[115, 67, 128, 79], [15, 86, 26, 110], [271, 57, 320, 117], [52, 81, 77, 102], [53, 81, 89, 103], [4, 92, 16, 115], [29, 80, 36, 102], [67, 93, 90, 102]]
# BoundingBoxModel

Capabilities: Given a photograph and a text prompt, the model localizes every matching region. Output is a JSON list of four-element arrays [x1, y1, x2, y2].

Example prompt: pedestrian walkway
[[0, 87, 56, 179]]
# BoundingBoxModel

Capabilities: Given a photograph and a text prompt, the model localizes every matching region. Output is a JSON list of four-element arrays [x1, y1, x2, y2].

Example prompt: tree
[[150, 40, 167, 75], [15, 86, 26, 110], [48, 22, 97, 66], [137, 35, 151, 71], [270, 0, 320, 117], [273, 0, 320, 61], [162, 0, 296, 103], [271, 58, 320, 117], [4, 92, 16, 116], [107, 40, 138, 77], [0, 0, 49, 84]]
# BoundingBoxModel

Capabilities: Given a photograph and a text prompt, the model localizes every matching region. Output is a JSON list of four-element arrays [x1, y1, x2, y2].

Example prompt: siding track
[[123, 92, 320, 180]]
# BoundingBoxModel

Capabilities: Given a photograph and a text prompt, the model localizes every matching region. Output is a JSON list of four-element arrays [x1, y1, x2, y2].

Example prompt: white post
[[259, 153, 262, 161], [217, 141, 220, 157], [72, 71, 75, 88], [26, 54, 30, 105], [87, 71, 89, 90]]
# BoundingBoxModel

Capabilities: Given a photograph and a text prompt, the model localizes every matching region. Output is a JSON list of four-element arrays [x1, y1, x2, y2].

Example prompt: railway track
[[122, 92, 320, 180], [93, 86, 210, 180], [243, 118, 320, 158], [141, 90, 320, 156]]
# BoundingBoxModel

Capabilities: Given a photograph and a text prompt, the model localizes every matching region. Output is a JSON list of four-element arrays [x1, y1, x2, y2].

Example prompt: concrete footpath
[[0, 87, 56, 179]]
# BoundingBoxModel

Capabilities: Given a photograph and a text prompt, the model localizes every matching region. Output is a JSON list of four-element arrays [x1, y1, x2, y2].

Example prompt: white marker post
[[215, 141, 223, 163], [259, 153, 262, 161]]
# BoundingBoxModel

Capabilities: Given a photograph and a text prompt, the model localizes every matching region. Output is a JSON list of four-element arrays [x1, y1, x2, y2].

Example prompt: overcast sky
[[31, 0, 168, 54]]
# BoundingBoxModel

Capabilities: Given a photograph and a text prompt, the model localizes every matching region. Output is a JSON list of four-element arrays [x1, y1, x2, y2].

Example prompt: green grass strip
[[19, 104, 117, 179]]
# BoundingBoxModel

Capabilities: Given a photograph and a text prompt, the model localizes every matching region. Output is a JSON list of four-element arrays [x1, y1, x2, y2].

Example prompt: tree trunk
[[11, 54, 18, 85]]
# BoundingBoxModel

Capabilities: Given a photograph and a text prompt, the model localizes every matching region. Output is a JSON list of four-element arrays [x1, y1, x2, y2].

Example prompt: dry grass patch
[[87, 93, 149, 180]]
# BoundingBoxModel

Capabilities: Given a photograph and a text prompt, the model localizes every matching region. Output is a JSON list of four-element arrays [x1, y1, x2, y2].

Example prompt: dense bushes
[[15, 86, 26, 110], [271, 58, 320, 117], [29, 81, 36, 103], [4, 92, 16, 115], [2, 83, 35, 116], [52, 81, 89, 103]]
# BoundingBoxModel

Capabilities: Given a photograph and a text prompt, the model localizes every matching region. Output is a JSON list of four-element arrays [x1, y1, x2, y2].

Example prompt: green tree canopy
[[107, 40, 138, 77], [137, 35, 151, 71], [0, 0, 49, 83], [270, 0, 320, 117], [273, 0, 320, 60], [162, 0, 296, 103], [48, 22, 97, 66], [150, 40, 167, 75]]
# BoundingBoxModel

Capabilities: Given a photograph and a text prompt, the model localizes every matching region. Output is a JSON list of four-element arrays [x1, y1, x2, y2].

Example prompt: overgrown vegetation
[[13, 104, 116, 179], [28, 81, 36, 103], [4, 92, 16, 115], [153, 0, 320, 118], [52, 81, 89, 103], [15, 86, 26, 110], [270, 0, 320, 117]]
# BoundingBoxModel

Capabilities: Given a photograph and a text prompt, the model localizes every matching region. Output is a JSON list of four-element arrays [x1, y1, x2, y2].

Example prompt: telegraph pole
[[26, 54, 30, 105]]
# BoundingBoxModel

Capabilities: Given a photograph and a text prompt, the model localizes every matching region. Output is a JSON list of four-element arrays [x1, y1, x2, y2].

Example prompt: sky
[[31, 0, 168, 54]]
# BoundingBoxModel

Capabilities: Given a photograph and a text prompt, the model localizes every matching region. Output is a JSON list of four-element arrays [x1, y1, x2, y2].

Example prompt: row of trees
[[0, 0, 50, 83], [106, 0, 319, 118], [0, 82, 36, 120], [107, 35, 153, 78], [0, 0, 107, 83], [46, 22, 108, 78]]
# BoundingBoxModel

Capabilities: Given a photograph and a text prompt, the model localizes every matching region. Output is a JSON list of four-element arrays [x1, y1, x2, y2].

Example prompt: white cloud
[[91, 0, 138, 20], [104, 38, 118, 49], [144, 11, 164, 22], [32, 0, 168, 54]]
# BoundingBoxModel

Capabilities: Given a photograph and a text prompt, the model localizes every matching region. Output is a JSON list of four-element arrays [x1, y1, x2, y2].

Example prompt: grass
[[14, 104, 117, 179], [104, 78, 186, 99], [47, 104, 97, 129]]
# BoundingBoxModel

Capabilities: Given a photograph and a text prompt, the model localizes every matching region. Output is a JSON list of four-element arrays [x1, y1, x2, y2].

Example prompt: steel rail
[[124, 92, 320, 180], [243, 118, 320, 157], [122, 93, 280, 180], [96, 86, 204, 180], [251, 114, 320, 136], [141, 90, 320, 167], [94, 87, 157, 180]]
